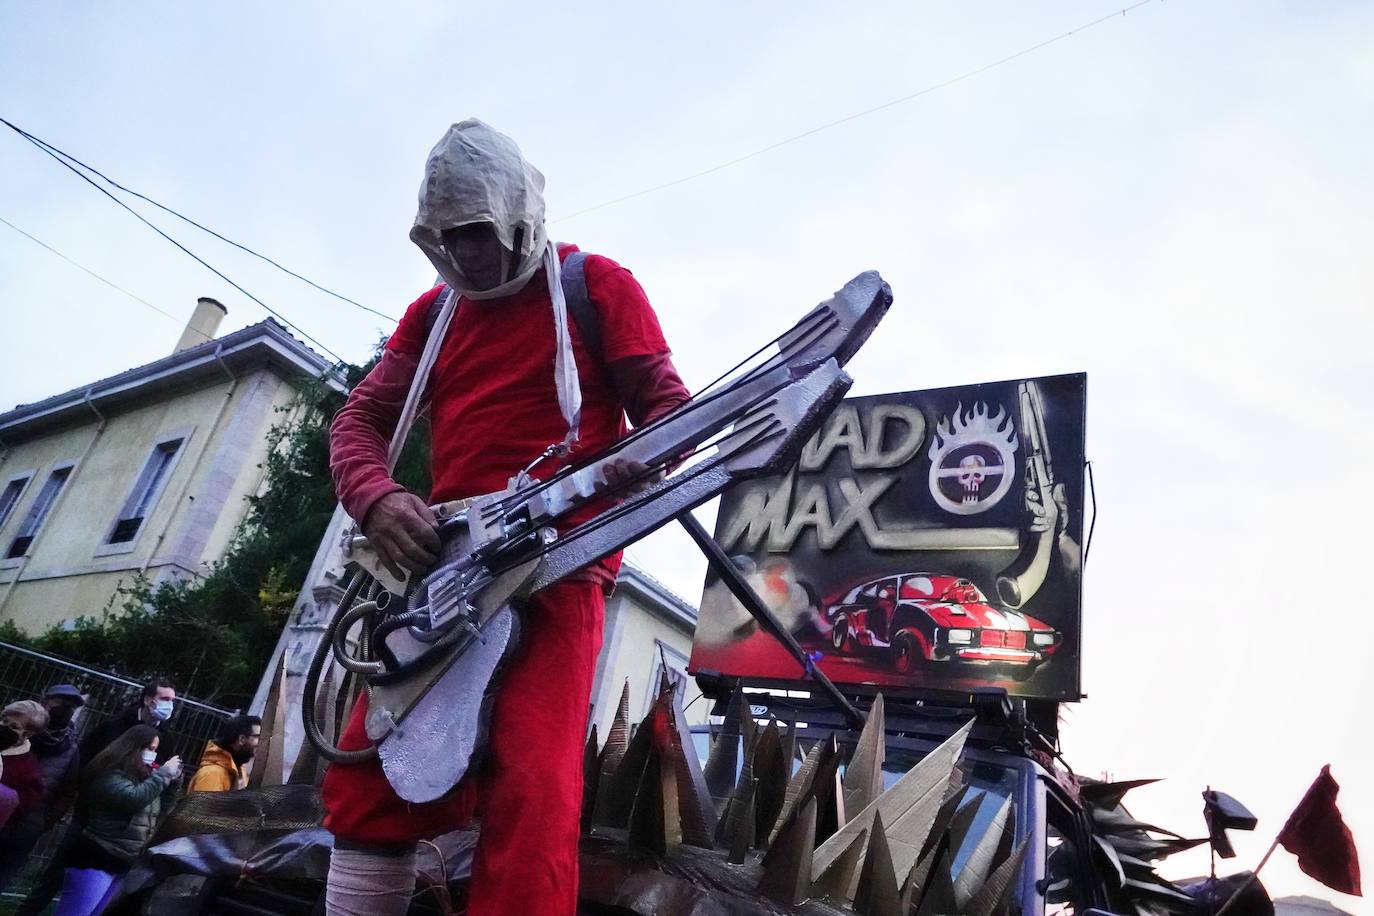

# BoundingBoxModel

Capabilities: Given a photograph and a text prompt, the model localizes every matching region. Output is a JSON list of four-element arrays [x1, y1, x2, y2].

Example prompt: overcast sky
[[3, 1, 1371, 906]]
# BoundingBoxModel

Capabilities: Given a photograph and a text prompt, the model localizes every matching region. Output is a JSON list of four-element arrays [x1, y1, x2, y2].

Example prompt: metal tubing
[[676, 512, 865, 730]]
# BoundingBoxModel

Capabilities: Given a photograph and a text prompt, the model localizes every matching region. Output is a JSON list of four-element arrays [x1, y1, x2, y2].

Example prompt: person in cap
[[187, 714, 260, 792], [0, 686, 86, 891], [16, 678, 175, 914], [322, 119, 690, 916]]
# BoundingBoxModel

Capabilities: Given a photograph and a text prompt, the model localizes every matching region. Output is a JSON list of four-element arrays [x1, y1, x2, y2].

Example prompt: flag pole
[[1213, 837, 1281, 916]]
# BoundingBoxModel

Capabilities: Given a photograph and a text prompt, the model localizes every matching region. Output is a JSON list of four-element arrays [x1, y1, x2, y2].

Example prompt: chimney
[[173, 297, 227, 354]]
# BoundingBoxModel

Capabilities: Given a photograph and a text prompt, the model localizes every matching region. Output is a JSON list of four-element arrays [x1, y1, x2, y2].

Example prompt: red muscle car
[[824, 573, 1060, 678]]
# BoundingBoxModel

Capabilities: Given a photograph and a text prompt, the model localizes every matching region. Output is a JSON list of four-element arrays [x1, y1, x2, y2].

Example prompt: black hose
[[302, 570, 380, 764]]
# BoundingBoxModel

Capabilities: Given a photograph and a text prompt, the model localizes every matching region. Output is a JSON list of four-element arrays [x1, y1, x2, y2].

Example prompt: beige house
[[0, 299, 342, 634]]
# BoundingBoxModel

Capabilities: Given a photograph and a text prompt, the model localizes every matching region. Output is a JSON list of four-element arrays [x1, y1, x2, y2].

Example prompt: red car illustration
[[824, 573, 1060, 679]]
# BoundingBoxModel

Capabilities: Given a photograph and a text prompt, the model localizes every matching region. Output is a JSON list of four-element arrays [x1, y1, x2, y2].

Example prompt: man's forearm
[[331, 349, 420, 523], [607, 352, 690, 428]]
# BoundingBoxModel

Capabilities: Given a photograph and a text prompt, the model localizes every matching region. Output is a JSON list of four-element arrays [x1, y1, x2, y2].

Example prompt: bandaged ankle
[[326, 844, 418, 916]]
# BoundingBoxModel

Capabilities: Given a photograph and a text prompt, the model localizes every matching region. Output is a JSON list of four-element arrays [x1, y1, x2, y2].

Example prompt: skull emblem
[[958, 455, 986, 502]]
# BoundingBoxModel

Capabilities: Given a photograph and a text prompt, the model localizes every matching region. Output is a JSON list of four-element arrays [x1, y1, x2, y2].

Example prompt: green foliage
[[10, 346, 431, 709]]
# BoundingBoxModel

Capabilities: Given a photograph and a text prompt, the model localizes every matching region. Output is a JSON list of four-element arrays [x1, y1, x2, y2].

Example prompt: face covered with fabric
[[410, 119, 549, 301], [405, 118, 584, 457]]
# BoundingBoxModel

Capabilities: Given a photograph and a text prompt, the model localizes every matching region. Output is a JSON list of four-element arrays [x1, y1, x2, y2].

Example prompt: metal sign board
[[689, 373, 1087, 701]]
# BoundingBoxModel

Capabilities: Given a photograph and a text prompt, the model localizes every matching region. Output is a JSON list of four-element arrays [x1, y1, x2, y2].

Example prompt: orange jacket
[[187, 742, 244, 793]]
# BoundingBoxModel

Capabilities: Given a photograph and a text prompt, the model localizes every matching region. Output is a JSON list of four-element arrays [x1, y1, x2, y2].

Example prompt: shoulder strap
[[558, 250, 604, 364]]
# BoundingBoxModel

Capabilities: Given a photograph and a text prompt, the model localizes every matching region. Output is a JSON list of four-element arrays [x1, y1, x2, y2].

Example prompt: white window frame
[[4, 461, 76, 562], [644, 639, 691, 713], [96, 427, 194, 556], [0, 469, 36, 535]]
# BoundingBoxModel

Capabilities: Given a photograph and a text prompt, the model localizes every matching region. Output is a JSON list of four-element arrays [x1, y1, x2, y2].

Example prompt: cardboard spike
[[605, 679, 632, 769], [704, 686, 748, 812], [758, 797, 817, 905], [843, 693, 886, 820], [812, 741, 846, 846], [665, 680, 718, 847], [716, 753, 755, 848], [952, 795, 1011, 908], [580, 724, 599, 832], [727, 778, 758, 864], [752, 719, 788, 845], [594, 694, 660, 828], [967, 837, 1029, 916], [772, 734, 832, 846], [914, 846, 956, 916], [626, 748, 681, 854], [900, 838, 943, 915], [854, 812, 902, 916], [248, 654, 286, 789], [943, 790, 985, 858], [781, 719, 797, 778], [813, 720, 972, 886], [811, 827, 868, 904], [918, 782, 970, 864]]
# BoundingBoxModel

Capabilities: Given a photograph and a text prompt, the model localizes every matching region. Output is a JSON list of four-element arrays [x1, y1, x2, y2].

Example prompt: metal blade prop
[[304, 271, 892, 802]]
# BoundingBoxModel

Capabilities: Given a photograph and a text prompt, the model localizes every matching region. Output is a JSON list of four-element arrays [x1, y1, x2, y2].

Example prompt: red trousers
[[322, 579, 606, 916]]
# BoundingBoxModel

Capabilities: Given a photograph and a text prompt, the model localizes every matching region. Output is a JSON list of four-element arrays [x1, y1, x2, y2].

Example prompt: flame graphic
[[927, 401, 1019, 460]]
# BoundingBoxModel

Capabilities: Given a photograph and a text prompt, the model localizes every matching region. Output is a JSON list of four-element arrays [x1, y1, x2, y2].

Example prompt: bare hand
[[363, 491, 440, 579], [162, 756, 183, 779]]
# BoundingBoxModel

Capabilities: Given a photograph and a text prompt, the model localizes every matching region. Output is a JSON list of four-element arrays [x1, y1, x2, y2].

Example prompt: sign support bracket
[[677, 511, 866, 730]]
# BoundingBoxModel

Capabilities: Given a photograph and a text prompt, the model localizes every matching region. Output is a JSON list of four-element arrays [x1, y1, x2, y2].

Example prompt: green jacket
[[80, 767, 178, 863]]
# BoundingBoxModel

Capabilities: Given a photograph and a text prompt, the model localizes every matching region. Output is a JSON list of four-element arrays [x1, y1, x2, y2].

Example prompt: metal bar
[[676, 512, 865, 730], [0, 639, 234, 714]]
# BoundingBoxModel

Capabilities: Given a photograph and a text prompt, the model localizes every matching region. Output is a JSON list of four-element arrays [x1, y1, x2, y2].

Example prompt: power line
[[0, 116, 393, 322], [552, 0, 1160, 223], [0, 118, 346, 364], [0, 214, 214, 343]]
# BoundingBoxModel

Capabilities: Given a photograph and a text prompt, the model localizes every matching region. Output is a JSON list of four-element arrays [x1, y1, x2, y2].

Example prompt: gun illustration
[[995, 379, 1055, 609], [304, 272, 892, 803]]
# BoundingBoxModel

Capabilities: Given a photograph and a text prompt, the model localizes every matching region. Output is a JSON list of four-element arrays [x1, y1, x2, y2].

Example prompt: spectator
[[79, 678, 177, 764], [52, 725, 182, 916], [0, 701, 48, 847], [0, 688, 84, 892], [17, 678, 175, 916], [187, 714, 260, 793]]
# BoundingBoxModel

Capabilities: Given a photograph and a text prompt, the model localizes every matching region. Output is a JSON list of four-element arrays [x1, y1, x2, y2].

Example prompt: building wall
[[0, 368, 299, 633], [588, 584, 708, 741]]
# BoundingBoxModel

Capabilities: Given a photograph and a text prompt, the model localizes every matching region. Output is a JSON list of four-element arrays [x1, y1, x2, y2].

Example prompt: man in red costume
[[322, 120, 690, 915]]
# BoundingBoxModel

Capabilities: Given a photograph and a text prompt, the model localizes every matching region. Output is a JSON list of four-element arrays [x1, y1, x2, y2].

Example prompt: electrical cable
[[552, 0, 1160, 223], [0, 214, 214, 344], [0, 118, 347, 364], [0, 116, 392, 322]]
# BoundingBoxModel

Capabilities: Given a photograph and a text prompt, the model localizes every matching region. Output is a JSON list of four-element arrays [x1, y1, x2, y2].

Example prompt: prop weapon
[[995, 379, 1055, 609], [303, 272, 892, 802]]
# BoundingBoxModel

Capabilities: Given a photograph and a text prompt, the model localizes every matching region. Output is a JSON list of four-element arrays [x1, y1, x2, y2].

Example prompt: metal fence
[[0, 639, 235, 896]]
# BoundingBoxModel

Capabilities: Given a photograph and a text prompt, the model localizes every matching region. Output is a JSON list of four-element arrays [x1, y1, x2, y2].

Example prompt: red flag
[[1277, 765, 1362, 897]]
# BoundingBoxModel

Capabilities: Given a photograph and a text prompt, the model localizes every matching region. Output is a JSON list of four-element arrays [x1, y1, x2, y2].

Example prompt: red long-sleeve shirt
[[330, 246, 689, 589]]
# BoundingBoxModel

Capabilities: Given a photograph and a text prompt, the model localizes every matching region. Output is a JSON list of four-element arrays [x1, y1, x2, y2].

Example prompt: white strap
[[544, 240, 582, 453], [386, 287, 457, 471], [384, 243, 584, 472]]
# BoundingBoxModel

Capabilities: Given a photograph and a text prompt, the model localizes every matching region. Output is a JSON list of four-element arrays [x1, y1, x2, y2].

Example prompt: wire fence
[[0, 639, 235, 897]]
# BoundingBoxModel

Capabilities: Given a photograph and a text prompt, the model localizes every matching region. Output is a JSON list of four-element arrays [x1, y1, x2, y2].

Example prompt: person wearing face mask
[[77, 678, 176, 766], [322, 120, 691, 916], [187, 714, 260, 792], [51, 725, 182, 916], [17, 679, 176, 916], [0, 687, 85, 892]]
